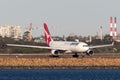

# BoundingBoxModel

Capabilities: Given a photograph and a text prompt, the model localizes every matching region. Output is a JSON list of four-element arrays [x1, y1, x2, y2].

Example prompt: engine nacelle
[[51, 50, 59, 55], [86, 50, 94, 56]]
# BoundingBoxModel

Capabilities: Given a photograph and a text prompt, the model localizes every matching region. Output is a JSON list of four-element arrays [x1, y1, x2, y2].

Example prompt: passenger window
[[70, 43, 79, 45]]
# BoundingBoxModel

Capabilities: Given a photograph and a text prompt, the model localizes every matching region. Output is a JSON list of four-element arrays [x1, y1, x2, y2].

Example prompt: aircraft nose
[[77, 42, 89, 52], [83, 47, 89, 51], [82, 45, 89, 52]]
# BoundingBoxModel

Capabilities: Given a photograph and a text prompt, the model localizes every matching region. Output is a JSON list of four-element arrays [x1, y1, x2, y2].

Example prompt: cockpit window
[[83, 45, 88, 47], [70, 43, 79, 45]]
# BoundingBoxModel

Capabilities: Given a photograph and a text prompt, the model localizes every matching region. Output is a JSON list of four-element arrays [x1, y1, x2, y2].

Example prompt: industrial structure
[[99, 26, 103, 40], [0, 25, 22, 39], [110, 17, 117, 38], [23, 23, 33, 41]]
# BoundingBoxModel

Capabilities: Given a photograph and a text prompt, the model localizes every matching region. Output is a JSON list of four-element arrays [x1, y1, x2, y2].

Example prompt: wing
[[89, 42, 114, 49], [7, 44, 52, 49], [7, 44, 67, 50]]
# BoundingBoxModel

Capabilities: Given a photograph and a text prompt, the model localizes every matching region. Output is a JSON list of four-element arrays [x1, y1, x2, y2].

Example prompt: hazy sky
[[0, 0, 120, 37]]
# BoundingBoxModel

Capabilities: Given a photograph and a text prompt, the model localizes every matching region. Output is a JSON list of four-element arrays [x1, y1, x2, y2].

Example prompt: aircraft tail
[[44, 23, 53, 46]]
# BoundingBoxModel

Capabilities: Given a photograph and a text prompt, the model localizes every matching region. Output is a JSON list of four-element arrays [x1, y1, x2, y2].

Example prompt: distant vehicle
[[7, 23, 114, 57]]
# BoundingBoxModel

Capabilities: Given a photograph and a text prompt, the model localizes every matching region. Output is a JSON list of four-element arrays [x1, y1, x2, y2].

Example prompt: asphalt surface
[[0, 53, 120, 58]]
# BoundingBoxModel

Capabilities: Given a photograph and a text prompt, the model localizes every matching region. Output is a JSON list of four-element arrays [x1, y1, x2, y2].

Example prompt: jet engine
[[86, 50, 94, 56], [51, 50, 61, 57], [51, 50, 59, 55], [51, 50, 65, 57]]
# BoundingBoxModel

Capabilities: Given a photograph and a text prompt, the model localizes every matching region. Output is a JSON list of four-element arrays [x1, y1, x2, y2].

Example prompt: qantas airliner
[[7, 23, 114, 57]]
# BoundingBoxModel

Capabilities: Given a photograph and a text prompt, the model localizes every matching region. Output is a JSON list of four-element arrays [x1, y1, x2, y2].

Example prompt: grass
[[0, 58, 120, 67]]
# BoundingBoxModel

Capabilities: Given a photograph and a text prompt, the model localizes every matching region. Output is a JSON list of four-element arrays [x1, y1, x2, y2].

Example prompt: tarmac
[[0, 53, 119, 58]]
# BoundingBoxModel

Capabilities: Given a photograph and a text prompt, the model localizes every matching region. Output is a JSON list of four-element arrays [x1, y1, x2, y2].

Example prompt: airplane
[[7, 23, 114, 57]]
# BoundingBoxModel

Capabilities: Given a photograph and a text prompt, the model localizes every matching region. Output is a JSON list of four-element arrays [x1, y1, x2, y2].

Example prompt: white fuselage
[[49, 41, 89, 53]]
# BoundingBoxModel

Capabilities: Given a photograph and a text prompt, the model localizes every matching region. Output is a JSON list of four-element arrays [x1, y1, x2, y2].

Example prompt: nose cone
[[82, 44, 89, 51], [83, 46, 89, 52], [77, 42, 89, 52]]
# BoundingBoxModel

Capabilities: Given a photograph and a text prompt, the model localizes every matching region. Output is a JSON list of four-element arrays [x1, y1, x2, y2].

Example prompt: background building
[[0, 25, 22, 39]]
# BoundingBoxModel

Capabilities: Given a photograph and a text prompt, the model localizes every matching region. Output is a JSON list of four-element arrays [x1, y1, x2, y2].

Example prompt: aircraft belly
[[69, 46, 79, 52], [70, 46, 87, 53]]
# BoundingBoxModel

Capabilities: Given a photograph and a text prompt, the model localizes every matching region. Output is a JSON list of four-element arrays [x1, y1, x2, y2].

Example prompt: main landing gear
[[49, 55, 59, 57], [72, 53, 79, 58]]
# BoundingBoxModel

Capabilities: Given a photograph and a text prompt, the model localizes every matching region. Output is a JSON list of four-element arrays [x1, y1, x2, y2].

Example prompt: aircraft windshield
[[83, 45, 88, 47]]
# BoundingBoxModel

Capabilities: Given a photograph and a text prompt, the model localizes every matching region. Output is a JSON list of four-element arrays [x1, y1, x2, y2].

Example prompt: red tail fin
[[44, 23, 53, 46]]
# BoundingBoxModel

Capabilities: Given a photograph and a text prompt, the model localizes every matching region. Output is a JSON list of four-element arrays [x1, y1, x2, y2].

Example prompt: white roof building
[[0, 25, 23, 39]]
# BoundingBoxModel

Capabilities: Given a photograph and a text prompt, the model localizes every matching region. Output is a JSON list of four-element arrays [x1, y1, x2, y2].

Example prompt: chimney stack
[[110, 17, 113, 36], [100, 26, 103, 40], [114, 17, 117, 37]]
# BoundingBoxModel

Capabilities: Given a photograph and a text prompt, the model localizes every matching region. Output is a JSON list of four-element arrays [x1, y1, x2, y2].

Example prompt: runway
[[0, 53, 119, 58]]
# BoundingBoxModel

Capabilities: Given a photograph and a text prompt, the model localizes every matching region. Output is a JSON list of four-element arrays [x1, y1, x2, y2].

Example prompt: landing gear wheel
[[81, 55, 85, 58], [52, 55, 59, 57], [72, 53, 79, 58]]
